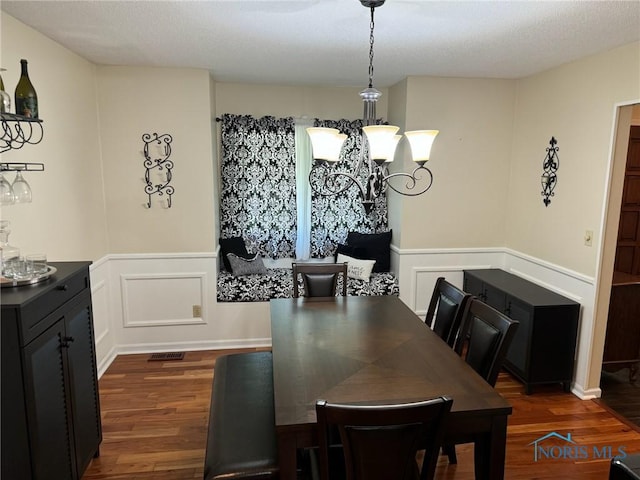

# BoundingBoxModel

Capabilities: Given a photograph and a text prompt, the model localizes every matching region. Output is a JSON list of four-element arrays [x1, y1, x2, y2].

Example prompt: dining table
[[270, 295, 513, 480]]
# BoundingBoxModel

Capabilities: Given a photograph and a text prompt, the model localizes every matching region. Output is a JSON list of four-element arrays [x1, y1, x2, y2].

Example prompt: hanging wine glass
[[11, 170, 32, 203], [0, 173, 15, 205]]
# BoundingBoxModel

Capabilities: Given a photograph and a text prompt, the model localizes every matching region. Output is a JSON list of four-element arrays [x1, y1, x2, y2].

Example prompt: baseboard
[[114, 338, 273, 356]]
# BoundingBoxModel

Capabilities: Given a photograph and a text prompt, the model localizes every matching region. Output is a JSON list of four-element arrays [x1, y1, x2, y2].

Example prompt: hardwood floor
[[599, 367, 640, 427], [83, 349, 640, 480]]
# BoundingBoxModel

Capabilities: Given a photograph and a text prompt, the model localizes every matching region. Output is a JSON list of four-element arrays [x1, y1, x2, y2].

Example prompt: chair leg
[[443, 444, 457, 464]]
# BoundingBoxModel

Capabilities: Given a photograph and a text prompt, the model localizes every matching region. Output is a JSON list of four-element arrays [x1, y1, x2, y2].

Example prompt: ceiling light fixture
[[306, 0, 439, 213]]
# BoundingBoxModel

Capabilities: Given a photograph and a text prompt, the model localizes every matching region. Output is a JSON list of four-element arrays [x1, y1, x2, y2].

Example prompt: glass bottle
[[14, 59, 38, 119], [0, 69, 10, 114], [0, 220, 20, 279]]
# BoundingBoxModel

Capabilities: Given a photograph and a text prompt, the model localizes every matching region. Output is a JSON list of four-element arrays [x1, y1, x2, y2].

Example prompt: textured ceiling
[[2, 0, 640, 88]]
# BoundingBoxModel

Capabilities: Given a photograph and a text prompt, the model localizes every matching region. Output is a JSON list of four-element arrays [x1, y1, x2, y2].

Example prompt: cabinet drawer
[[19, 270, 89, 345]]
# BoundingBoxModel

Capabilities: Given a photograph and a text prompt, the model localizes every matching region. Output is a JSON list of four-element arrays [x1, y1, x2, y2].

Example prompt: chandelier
[[306, 0, 439, 213]]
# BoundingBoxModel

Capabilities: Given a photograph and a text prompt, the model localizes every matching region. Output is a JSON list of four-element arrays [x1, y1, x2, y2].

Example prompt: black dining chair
[[292, 262, 348, 299], [443, 298, 519, 464], [314, 397, 453, 480], [424, 277, 473, 353]]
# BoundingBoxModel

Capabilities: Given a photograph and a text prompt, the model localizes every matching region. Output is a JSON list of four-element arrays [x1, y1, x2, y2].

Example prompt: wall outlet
[[584, 230, 593, 247], [192, 305, 202, 318]]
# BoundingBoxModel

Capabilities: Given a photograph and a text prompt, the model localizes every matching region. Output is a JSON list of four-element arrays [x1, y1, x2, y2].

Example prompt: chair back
[[292, 263, 348, 298], [315, 397, 453, 480], [461, 299, 519, 386], [424, 277, 473, 352]]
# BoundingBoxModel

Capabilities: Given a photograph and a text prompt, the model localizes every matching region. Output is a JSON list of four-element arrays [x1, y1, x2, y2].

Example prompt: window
[[219, 114, 387, 259]]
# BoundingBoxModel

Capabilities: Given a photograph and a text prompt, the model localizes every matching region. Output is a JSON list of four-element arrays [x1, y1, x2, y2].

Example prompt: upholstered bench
[[203, 351, 279, 480], [217, 267, 399, 302], [610, 455, 640, 480]]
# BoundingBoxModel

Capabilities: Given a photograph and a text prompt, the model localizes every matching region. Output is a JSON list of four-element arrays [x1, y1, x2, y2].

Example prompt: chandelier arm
[[383, 166, 434, 197], [309, 165, 368, 198]]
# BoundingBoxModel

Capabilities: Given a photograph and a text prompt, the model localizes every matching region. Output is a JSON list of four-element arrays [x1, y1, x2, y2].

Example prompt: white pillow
[[337, 253, 376, 282]]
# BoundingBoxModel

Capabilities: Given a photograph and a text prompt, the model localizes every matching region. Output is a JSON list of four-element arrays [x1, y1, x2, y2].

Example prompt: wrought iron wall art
[[541, 136, 559, 207], [142, 132, 174, 208]]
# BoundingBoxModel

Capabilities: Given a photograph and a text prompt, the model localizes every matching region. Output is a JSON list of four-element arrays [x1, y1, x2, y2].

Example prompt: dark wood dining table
[[270, 295, 513, 480]]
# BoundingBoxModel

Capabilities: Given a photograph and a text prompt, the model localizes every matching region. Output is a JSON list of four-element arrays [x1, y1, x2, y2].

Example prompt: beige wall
[[0, 13, 107, 261], [96, 66, 216, 253], [387, 79, 408, 247], [214, 83, 384, 121], [395, 76, 516, 249], [507, 42, 640, 277]]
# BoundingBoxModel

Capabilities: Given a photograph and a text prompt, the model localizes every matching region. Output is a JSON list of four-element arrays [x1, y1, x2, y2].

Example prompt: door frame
[[591, 101, 640, 390]]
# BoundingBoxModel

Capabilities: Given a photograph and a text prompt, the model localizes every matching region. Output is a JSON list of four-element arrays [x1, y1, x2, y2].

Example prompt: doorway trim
[[590, 100, 640, 393]]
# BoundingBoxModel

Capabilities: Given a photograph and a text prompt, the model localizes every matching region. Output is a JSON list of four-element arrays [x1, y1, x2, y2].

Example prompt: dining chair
[[292, 262, 348, 298], [424, 277, 473, 353], [443, 298, 519, 464], [314, 397, 453, 480]]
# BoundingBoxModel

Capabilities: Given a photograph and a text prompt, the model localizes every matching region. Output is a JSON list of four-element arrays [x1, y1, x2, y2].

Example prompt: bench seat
[[217, 267, 399, 302], [204, 351, 278, 480]]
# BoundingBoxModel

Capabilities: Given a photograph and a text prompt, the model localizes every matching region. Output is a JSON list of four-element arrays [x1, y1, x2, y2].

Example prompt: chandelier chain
[[368, 6, 375, 88]]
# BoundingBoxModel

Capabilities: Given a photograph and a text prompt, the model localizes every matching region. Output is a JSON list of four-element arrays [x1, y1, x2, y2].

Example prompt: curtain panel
[[219, 114, 297, 258], [309, 119, 388, 258]]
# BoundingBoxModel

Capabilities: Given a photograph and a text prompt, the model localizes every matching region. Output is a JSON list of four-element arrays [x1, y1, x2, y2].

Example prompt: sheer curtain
[[219, 114, 297, 258], [295, 119, 313, 260]]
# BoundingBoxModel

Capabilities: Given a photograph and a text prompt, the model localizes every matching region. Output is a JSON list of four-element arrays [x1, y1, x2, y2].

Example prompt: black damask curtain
[[310, 119, 388, 258], [219, 114, 296, 258]]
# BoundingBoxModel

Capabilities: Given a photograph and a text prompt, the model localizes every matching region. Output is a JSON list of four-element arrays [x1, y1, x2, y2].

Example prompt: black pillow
[[219, 236, 250, 272], [346, 230, 392, 273], [334, 243, 368, 262]]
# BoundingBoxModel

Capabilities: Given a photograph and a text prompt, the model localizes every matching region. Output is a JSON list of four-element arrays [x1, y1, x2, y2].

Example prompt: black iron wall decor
[[142, 132, 174, 208], [541, 136, 559, 207]]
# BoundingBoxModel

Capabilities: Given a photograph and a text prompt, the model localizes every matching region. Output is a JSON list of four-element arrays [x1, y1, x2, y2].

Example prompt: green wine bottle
[[14, 59, 38, 118]]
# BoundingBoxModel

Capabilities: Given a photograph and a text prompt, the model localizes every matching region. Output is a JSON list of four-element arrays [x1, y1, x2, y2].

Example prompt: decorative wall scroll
[[142, 133, 174, 208], [541, 136, 559, 207]]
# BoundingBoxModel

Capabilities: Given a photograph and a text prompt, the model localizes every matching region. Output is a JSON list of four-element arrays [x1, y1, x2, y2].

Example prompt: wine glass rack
[[0, 162, 44, 172], [1, 112, 44, 154]]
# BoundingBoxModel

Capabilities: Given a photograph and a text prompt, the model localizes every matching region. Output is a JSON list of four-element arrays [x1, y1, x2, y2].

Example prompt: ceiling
[[2, 0, 640, 88]]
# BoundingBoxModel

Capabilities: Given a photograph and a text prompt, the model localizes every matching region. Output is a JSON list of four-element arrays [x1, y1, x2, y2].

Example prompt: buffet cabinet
[[1, 262, 102, 480], [463, 269, 580, 394]]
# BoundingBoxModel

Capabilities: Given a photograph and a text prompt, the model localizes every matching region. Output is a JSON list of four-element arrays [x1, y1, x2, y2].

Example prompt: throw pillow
[[337, 253, 376, 282], [334, 243, 368, 262], [227, 253, 268, 276], [219, 236, 250, 272], [346, 230, 392, 273]]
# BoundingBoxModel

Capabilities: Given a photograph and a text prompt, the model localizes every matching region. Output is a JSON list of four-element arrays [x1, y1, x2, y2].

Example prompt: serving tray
[[1, 265, 57, 288]]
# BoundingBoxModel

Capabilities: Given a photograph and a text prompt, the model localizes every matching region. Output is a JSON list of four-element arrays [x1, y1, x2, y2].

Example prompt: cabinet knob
[[57, 284, 69, 291]]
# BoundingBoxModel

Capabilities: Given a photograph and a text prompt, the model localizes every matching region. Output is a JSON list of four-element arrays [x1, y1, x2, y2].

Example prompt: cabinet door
[[23, 319, 77, 480], [65, 294, 102, 476], [504, 297, 532, 378], [483, 283, 506, 312], [463, 273, 484, 298]]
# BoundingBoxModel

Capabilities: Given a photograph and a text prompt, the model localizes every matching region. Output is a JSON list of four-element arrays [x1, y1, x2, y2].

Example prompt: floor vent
[[148, 352, 185, 361]]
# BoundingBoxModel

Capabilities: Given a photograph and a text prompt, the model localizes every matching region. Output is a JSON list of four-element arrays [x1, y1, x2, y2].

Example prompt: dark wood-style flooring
[[83, 349, 640, 480], [599, 367, 640, 427]]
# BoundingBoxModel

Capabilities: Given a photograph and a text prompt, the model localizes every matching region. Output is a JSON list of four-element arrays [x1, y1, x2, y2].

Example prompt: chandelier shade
[[306, 0, 441, 213], [404, 130, 439, 165], [305, 127, 347, 162]]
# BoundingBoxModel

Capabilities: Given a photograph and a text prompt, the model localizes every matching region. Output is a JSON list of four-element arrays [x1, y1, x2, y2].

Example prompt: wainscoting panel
[[92, 248, 601, 398], [89, 258, 117, 377], [121, 272, 207, 327]]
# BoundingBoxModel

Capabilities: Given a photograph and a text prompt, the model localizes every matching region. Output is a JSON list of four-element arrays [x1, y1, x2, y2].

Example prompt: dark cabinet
[[1, 262, 101, 480], [464, 269, 580, 394]]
